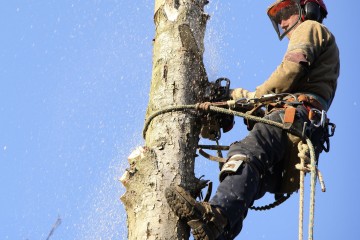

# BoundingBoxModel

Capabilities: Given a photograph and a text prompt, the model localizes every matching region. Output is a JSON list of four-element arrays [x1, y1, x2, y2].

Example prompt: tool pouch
[[279, 132, 302, 194], [277, 106, 303, 194]]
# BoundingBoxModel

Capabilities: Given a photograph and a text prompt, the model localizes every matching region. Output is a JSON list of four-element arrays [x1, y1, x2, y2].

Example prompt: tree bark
[[120, 0, 209, 239]]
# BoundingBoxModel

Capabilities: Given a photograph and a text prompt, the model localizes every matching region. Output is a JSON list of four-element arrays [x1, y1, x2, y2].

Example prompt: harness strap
[[287, 94, 324, 111], [284, 106, 296, 123], [198, 148, 227, 163]]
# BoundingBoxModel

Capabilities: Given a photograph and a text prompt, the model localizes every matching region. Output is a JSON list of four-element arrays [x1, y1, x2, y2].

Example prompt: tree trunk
[[120, 0, 209, 239]]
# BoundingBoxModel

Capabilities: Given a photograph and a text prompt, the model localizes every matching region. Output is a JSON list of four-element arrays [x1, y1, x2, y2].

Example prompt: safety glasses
[[267, 0, 301, 40]]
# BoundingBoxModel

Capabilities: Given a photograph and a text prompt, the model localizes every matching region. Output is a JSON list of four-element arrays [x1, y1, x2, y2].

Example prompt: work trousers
[[209, 105, 324, 240]]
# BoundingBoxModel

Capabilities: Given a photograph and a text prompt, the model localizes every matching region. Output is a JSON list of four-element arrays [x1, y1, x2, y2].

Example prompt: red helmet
[[267, 0, 328, 40]]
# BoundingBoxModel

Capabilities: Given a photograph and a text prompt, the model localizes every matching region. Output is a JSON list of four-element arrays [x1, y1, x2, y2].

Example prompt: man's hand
[[230, 88, 256, 100]]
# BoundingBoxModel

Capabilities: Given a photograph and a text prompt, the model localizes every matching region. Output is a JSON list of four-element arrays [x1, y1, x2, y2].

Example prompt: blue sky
[[1, 1, 359, 239]]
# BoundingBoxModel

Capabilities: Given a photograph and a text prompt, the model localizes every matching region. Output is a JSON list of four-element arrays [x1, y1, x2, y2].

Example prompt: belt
[[287, 94, 324, 111]]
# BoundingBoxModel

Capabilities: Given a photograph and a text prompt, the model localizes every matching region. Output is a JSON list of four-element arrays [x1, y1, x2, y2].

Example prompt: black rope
[[249, 193, 292, 211]]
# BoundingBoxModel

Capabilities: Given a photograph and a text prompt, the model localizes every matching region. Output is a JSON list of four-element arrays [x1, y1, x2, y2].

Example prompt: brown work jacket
[[255, 20, 340, 110]]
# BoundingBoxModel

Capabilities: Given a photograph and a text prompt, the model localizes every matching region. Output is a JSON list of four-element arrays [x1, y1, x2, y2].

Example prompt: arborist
[[165, 0, 340, 239]]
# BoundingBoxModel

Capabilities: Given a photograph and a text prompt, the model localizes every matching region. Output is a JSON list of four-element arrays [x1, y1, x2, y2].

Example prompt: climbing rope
[[143, 105, 197, 139], [296, 140, 326, 240], [143, 102, 324, 240], [297, 141, 307, 240], [143, 103, 302, 139]]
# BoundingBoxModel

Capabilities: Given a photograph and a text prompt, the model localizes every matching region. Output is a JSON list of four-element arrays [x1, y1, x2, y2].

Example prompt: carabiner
[[327, 122, 336, 137]]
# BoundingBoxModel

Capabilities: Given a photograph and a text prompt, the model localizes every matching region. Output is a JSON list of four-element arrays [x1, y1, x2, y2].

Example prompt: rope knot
[[297, 141, 310, 164], [196, 102, 212, 112]]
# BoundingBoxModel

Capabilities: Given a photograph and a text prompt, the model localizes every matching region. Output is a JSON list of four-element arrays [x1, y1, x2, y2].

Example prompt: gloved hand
[[230, 88, 256, 100]]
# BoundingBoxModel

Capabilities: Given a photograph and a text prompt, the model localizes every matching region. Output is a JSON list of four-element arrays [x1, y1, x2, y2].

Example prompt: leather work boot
[[165, 186, 228, 240]]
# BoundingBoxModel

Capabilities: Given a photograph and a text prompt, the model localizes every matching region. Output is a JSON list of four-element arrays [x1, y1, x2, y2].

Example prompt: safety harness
[[143, 78, 336, 240]]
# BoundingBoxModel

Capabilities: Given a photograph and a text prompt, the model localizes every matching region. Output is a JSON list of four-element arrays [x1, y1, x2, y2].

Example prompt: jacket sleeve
[[255, 58, 308, 97], [255, 21, 325, 97]]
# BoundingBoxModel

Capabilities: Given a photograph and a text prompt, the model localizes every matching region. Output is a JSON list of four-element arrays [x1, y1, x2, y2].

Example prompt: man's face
[[279, 13, 301, 39], [267, 1, 302, 40]]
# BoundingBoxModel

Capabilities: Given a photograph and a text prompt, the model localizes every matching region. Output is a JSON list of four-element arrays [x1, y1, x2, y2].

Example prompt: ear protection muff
[[303, 2, 321, 21]]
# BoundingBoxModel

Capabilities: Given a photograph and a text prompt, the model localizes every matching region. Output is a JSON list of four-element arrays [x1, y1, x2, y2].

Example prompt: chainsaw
[[200, 78, 235, 141]]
